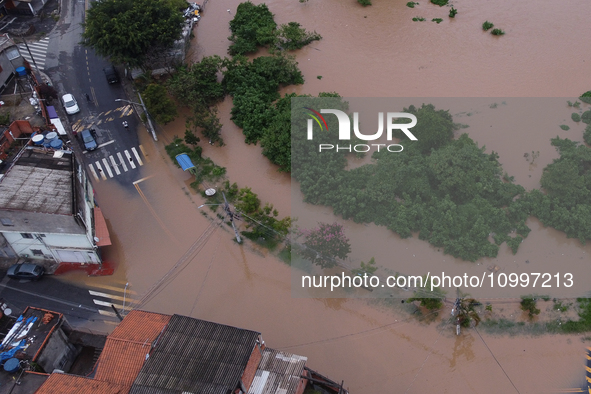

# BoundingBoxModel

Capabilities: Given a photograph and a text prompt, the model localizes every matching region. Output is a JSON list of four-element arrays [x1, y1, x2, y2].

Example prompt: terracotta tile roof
[[94, 207, 111, 246], [94, 311, 171, 386], [108, 310, 171, 342], [34, 373, 130, 394]]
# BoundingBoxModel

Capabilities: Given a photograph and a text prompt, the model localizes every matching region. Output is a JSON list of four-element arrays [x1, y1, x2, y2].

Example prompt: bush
[[582, 110, 591, 124], [520, 296, 540, 319], [491, 28, 505, 36], [482, 21, 494, 31], [276, 22, 322, 51], [430, 0, 447, 5], [412, 17, 426, 21], [406, 1, 418, 7], [358, 0, 372, 5], [228, 2, 277, 56], [560, 125, 570, 131], [572, 113, 581, 122], [584, 124, 591, 145], [142, 84, 177, 124], [580, 91, 591, 104], [449, 7, 458, 17], [432, 18, 443, 23]]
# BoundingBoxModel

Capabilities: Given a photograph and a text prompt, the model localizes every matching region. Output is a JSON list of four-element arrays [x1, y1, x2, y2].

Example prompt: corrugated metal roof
[[130, 315, 260, 394], [34, 373, 130, 394], [109, 310, 171, 343], [247, 348, 307, 394]]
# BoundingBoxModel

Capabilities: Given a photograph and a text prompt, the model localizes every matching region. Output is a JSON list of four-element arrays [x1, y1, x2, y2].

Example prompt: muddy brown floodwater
[[60, 0, 591, 392]]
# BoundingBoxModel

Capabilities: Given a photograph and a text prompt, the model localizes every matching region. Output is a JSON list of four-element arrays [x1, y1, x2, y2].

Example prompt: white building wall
[[2, 231, 100, 263]]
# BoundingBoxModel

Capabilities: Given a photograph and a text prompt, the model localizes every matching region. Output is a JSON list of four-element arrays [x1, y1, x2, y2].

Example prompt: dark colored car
[[103, 66, 119, 84], [80, 128, 98, 151], [7, 263, 45, 280]]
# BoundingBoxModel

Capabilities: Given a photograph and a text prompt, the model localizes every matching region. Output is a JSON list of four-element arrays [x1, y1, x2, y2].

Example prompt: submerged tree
[[299, 222, 351, 269]]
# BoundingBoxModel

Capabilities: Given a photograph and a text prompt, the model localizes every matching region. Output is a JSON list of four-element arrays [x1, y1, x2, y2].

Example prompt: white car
[[61, 93, 80, 115]]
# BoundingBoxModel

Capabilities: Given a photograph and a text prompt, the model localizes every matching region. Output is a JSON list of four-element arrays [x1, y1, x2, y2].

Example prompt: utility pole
[[223, 192, 241, 244], [137, 92, 158, 142]]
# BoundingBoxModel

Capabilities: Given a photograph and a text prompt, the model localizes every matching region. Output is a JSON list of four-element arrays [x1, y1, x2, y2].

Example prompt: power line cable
[[474, 326, 521, 394], [189, 232, 221, 316]]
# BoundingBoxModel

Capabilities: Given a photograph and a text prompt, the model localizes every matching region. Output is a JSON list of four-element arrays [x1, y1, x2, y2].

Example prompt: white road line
[[124, 150, 136, 169], [89, 290, 136, 303], [88, 164, 99, 181], [97, 140, 115, 149], [93, 299, 124, 309], [95, 161, 107, 180], [102, 158, 113, 178], [132, 147, 143, 166], [139, 145, 150, 162], [132, 175, 154, 185], [88, 283, 138, 294], [109, 155, 121, 175], [98, 309, 118, 317], [117, 152, 128, 172]]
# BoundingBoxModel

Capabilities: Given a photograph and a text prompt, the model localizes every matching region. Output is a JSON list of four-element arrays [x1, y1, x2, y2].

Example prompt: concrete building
[[0, 34, 24, 93], [34, 310, 349, 394], [0, 146, 110, 270]]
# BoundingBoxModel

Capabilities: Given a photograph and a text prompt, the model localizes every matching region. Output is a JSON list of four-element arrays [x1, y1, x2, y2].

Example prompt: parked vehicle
[[61, 93, 80, 115], [103, 65, 119, 84], [7, 263, 45, 280], [79, 128, 98, 151]]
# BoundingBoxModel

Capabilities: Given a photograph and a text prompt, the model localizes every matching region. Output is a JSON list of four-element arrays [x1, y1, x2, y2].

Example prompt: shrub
[[580, 91, 591, 104], [449, 7, 458, 17], [584, 124, 591, 145], [406, 1, 418, 7], [560, 125, 570, 131], [491, 28, 505, 36], [430, 0, 447, 5], [482, 21, 494, 31], [582, 110, 591, 124], [572, 113, 581, 122], [412, 17, 426, 21], [358, 0, 372, 6], [432, 18, 443, 23], [520, 296, 540, 319]]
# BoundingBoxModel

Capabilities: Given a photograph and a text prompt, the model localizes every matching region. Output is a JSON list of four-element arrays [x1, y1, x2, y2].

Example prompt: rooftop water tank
[[32, 134, 44, 145], [45, 131, 58, 141], [15, 67, 26, 77], [49, 139, 63, 149], [4, 358, 20, 373]]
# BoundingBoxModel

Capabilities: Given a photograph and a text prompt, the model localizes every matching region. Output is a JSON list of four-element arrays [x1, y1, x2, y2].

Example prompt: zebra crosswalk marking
[[102, 158, 113, 178], [94, 161, 107, 180], [132, 147, 143, 166], [110, 156, 121, 175], [88, 163, 99, 181], [18, 37, 49, 70], [117, 152, 128, 172], [125, 150, 136, 169]]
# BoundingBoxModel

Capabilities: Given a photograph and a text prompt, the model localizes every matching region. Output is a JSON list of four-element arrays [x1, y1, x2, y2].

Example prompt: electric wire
[[474, 327, 522, 394], [189, 231, 221, 316]]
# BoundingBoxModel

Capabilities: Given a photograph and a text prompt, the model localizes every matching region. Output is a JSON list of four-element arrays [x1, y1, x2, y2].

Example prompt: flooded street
[[59, 0, 591, 392]]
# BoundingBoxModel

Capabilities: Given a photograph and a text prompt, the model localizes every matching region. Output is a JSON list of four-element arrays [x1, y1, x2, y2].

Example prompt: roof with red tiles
[[34, 373, 129, 394], [108, 310, 171, 342], [94, 311, 171, 386]]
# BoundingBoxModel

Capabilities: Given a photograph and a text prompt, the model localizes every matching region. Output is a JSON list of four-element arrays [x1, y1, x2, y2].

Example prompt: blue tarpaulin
[[0, 340, 25, 364], [176, 154, 196, 171]]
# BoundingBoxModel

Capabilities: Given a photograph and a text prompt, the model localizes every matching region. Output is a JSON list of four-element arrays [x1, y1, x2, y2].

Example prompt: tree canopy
[[82, 0, 185, 68]]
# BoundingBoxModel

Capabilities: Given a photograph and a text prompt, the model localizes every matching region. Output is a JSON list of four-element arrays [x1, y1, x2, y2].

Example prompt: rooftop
[[0, 307, 62, 362], [248, 348, 308, 394], [0, 148, 73, 215], [34, 373, 129, 394], [129, 314, 261, 394], [0, 371, 48, 394], [94, 311, 171, 387]]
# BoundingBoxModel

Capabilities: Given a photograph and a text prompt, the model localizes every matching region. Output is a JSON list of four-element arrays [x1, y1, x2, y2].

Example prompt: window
[[0, 218, 14, 226], [38, 234, 46, 237], [31, 249, 43, 256], [5, 48, 20, 61], [21, 233, 33, 239]]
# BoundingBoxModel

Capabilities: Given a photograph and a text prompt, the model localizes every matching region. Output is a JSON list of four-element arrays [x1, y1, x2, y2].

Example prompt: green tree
[[299, 222, 351, 269], [455, 298, 481, 327], [351, 257, 378, 276], [142, 84, 177, 124], [580, 91, 591, 104], [275, 22, 322, 51], [82, 0, 184, 69], [520, 296, 540, 319], [228, 2, 277, 56], [407, 276, 445, 310], [168, 56, 226, 109]]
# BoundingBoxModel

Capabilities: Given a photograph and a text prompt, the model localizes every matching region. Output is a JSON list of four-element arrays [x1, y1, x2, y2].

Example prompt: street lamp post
[[122, 282, 129, 315], [115, 97, 157, 141]]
